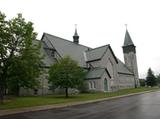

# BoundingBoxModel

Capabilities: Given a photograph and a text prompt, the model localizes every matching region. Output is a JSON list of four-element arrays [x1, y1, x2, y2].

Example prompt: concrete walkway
[[0, 90, 157, 116]]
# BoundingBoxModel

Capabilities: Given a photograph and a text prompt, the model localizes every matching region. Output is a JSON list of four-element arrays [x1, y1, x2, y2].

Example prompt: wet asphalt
[[1, 91, 160, 119]]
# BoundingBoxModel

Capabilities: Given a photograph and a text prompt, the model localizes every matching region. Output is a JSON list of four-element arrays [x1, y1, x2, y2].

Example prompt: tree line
[[140, 68, 160, 87]]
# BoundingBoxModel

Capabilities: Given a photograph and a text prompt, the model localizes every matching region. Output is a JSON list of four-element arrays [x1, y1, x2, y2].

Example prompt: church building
[[21, 28, 140, 95]]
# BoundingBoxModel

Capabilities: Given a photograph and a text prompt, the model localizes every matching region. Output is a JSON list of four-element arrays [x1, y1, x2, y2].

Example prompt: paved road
[[1, 91, 160, 119]]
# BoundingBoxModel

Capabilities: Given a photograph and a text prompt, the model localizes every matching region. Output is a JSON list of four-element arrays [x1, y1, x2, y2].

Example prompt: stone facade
[[24, 28, 139, 95]]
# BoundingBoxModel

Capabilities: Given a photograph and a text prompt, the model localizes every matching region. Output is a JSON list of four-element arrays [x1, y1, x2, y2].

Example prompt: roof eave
[[86, 58, 101, 63], [85, 77, 101, 80], [118, 72, 134, 75]]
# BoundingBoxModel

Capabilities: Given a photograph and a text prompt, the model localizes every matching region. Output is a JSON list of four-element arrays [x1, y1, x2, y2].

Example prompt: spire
[[74, 24, 78, 36], [123, 26, 134, 47], [73, 24, 79, 44], [122, 26, 136, 53]]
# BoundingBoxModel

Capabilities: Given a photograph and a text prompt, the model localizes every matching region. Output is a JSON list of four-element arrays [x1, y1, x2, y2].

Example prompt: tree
[[48, 56, 86, 97], [139, 79, 145, 87], [146, 68, 156, 87], [155, 74, 160, 87], [7, 42, 42, 96], [0, 12, 42, 103]]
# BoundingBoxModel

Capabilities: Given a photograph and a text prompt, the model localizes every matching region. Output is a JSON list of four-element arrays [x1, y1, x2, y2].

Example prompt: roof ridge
[[44, 32, 91, 49], [85, 44, 109, 52]]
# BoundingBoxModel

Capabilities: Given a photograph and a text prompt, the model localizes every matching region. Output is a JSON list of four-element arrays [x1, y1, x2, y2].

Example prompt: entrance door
[[104, 78, 108, 91]]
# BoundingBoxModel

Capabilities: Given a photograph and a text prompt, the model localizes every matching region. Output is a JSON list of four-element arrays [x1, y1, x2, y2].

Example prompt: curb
[[0, 90, 159, 116]]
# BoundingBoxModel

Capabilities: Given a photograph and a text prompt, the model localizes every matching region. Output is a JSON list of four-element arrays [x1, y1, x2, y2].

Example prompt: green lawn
[[0, 87, 159, 110]]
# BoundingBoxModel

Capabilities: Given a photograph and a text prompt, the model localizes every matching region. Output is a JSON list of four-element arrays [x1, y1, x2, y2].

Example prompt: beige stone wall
[[86, 48, 120, 92], [124, 51, 139, 87], [85, 72, 111, 92], [37, 68, 52, 95], [85, 78, 102, 92], [118, 73, 135, 89], [100, 48, 119, 90]]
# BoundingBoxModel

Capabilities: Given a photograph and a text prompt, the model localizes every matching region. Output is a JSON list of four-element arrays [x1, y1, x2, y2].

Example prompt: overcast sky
[[1, 0, 160, 78]]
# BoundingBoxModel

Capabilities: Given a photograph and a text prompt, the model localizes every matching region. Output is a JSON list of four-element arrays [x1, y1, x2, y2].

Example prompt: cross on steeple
[[125, 24, 127, 30]]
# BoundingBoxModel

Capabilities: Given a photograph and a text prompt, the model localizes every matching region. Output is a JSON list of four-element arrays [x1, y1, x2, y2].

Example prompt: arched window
[[93, 81, 96, 89], [89, 82, 91, 89], [89, 81, 93, 89], [89, 81, 96, 89], [104, 78, 108, 91]]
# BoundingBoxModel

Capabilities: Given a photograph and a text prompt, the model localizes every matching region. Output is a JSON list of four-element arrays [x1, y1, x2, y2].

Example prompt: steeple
[[122, 26, 139, 87], [73, 24, 79, 44], [123, 28, 134, 47], [123, 28, 136, 53]]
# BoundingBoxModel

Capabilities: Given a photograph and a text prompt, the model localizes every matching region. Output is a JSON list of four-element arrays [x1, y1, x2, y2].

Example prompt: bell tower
[[122, 28, 139, 87]]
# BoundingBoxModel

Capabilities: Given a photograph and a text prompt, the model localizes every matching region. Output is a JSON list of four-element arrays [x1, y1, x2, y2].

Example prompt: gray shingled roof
[[86, 68, 106, 79], [41, 41, 57, 67], [117, 59, 133, 75], [36, 32, 133, 76], [42, 33, 91, 67], [85, 45, 109, 62], [123, 29, 134, 46]]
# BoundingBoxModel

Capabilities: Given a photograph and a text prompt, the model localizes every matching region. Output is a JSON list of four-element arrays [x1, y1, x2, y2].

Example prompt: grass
[[0, 87, 159, 110]]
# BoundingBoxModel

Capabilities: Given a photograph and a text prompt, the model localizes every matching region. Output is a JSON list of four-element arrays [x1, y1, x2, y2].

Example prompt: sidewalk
[[0, 90, 158, 116]]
